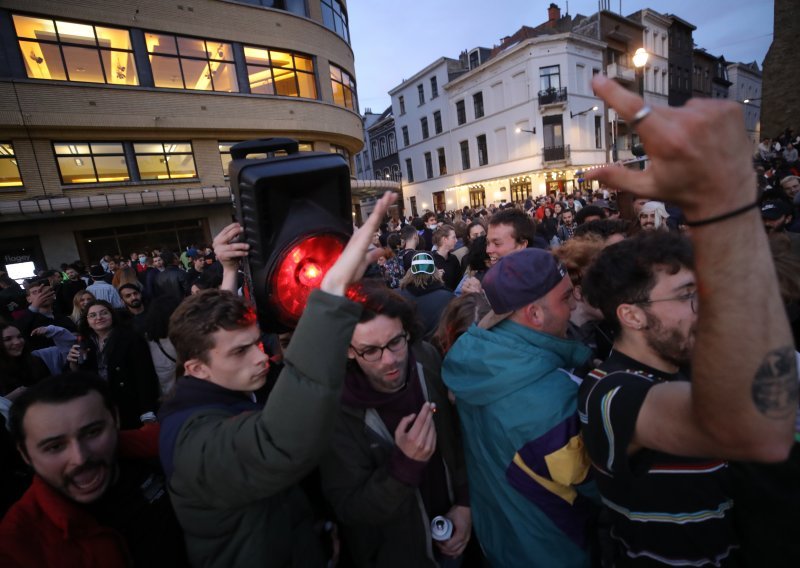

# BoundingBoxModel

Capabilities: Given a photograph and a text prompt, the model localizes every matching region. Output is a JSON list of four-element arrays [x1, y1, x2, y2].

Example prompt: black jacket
[[155, 266, 190, 298], [77, 326, 160, 429]]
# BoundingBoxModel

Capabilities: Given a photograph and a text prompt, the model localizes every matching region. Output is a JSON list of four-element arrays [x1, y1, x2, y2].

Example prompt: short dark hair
[[9, 373, 116, 449], [583, 232, 694, 334], [169, 289, 256, 366], [347, 281, 423, 344], [488, 208, 534, 246], [160, 250, 177, 266], [117, 283, 141, 295], [422, 211, 436, 222], [573, 219, 632, 239], [400, 225, 418, 242], [575, 205, 605, 225]]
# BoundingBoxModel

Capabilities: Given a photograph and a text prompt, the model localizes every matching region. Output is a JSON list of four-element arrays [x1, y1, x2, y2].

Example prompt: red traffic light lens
[[272, 233, 346, 323]]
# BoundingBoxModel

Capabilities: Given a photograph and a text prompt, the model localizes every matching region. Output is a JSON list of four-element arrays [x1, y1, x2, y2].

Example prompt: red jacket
[[0, 476, 131, 567], [0, 424, 159, 567]]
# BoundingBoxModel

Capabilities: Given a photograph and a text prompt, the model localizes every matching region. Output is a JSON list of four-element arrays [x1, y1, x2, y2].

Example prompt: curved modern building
[[0, 0, 361, 272]]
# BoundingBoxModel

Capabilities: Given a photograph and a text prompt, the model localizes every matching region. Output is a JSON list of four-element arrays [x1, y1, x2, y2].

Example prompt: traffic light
[[229, 138, 352, 333]]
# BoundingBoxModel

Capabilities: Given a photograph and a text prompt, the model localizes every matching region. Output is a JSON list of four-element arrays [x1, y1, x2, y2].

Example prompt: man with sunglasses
[[320, 284, 471, 567]]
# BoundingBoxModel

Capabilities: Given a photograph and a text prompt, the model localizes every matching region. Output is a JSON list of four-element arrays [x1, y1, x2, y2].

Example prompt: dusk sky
[[348, 0, 774, 113]]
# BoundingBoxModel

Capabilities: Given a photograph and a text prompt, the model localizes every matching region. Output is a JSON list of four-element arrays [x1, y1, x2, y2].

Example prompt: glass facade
[[54, 142, 129, 184], [330, 64, 357, 110], [146, 33, 238, 92], [245, 46, 317, 98], [14, 15, 138, 86]]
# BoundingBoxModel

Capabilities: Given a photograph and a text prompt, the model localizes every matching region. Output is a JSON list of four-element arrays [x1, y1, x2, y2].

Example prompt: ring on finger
[[630, 105, 652, 129]]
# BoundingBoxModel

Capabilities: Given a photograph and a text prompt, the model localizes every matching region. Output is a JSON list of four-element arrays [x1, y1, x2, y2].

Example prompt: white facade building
[[391, 33, 606, 215], [727, 62, 762, 145], [630, 9, 670, 108]]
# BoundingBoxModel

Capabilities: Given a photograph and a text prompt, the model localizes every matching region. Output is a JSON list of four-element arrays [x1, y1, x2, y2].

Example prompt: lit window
[[134, 142, 196, 180], [13, 14, 138, 86], [53, 142, 129, 184], [244, 46, 317, 98], [320, 0, 349, 43], [330, 64, 357, 110], [220, 140, 312, 176], [145, 33, 238, 92], [0, 143, 23, 187]]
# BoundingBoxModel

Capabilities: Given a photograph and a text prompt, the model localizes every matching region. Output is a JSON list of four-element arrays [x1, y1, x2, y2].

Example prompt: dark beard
[[643, 312, 693, 368]]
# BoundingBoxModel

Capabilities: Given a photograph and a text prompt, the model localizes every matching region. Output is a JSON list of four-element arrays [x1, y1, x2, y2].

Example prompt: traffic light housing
[[229, 138, 352, 333]]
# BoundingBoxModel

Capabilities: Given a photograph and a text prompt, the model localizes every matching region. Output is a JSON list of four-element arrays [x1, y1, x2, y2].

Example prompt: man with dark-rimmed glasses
[[579, 231, 735, 566], [319, 283, 471, 567]]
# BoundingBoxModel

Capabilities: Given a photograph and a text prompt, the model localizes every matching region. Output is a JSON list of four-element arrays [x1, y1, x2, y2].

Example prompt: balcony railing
[[538, 87, 568, 106], [606, 62, 635, 83], [543, 144, 570, 162]]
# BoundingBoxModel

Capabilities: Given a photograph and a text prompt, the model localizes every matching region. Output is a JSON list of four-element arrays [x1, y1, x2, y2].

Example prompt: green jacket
[[320, 342, 468, 568], [158, 290, 362, 567]]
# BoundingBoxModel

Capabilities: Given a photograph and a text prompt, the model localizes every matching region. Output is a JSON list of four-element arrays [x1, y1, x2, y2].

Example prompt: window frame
[[430, 76, 439, 99], [145, 32, 238, 92], [0, 142, 24, 188], [13, 14, 139, 87], [433, 110, 442, 135], [405, 158, 414, 183], [53, 141, 130, 185], [421, 117, 429, 140], [401, 126, 410, 147], [417, 83, 425, 105], [424, 151, 433, 179], [476, 134, 488, 166], [133, 141, 197, 181], [320, 0, 350, 43], [437, 147, 447, 176], [473, 91, 484, 119], [398, 96, 406, 115], [539, 64, 561, 91], [460, 140, 470, 170], [330, 63, 357, 110], [243, 45, 317, 99], [456, 100, 466, 125]]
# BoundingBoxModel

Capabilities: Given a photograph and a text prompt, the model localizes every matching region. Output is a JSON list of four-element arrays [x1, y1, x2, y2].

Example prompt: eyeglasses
[[350, 333, 408, 362], [636, 291, 697, 313]]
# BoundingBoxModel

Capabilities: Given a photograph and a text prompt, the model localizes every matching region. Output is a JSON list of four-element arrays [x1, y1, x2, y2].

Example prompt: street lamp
[[633, 48, 649, 97], [570, 105, 598, 119], [515, 126, 536, 134]]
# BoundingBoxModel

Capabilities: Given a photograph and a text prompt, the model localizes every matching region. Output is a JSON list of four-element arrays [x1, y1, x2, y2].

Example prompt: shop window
[[54, 142, 129, 184], [13, 14, 138, 86], [0, 143, 23, 187], [330, 64, 357, 110], [134, 142, 196, 180], [244, 46, 317, 98], [145, 32, 238, 92]]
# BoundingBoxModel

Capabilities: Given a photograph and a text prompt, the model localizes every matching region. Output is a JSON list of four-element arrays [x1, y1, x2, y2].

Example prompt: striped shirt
[[578, 351, 739, 567]]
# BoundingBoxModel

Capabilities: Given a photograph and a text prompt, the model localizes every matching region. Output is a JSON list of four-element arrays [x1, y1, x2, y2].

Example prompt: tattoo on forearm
[[752, 346, 799, 419]]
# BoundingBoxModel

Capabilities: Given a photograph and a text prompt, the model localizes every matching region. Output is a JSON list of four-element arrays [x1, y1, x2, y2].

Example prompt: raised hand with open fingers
[[321, 191, 398, 296]]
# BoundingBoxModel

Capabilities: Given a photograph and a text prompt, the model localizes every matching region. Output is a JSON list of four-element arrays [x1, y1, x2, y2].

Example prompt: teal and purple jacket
[[443, 319, 599, 567]]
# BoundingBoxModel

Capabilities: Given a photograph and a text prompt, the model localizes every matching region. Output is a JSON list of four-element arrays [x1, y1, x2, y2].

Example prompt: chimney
[[547, 3, 561, 27]]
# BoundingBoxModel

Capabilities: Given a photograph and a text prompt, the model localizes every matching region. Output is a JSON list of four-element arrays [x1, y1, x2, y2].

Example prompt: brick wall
[[761, 0, 800, 137]]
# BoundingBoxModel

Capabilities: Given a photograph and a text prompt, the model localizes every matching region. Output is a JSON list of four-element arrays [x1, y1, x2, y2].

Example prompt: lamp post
[[515, 126, 536, 134], [633, 48, 649, 97]]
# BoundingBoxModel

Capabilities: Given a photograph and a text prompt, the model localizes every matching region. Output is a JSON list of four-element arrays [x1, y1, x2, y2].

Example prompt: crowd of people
[[0, 75, 798, 567]]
